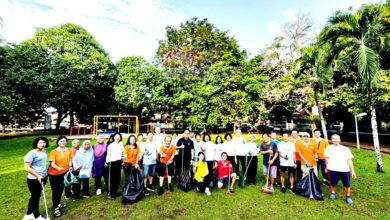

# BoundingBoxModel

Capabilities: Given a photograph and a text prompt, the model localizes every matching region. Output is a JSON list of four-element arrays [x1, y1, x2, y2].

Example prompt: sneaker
[[205, 188, 211, 196], [107, 195, 116, 200], [281, 187, 286, 193], [158, 186, 164, 195], [322, 180, 330, 186], [346, 196, 353, 205], [22, 214, 34, 220], [82, 194, 91, 198], [168, 184, 174, 192], [144, 188, 150, 196], [269, 187, 275, 193], [196, 187, 199, 192], [289, 187, 295, 194], [57, 204, 67, 209], [147, 185, 156, 191], [229, 188, 235, 193], [96, 189, 102, 195], [329, 193, 336, 200], [35, 216, 48, 220], [65, 196, 71, 200]]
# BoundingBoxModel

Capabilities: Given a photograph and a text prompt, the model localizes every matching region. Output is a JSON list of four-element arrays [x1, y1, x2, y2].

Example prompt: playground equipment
[[69, 125, 93, 136], [93, 115, 139, 137]]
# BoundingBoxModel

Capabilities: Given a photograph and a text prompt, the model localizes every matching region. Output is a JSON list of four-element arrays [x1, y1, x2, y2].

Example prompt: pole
[[355, 115, 360, 149]]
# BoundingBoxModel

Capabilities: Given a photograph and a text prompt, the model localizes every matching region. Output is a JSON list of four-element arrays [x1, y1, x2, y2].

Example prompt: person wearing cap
[[313, 129, 330, 186], [72, 140, 94, 199], [295, 132, 318, 178]]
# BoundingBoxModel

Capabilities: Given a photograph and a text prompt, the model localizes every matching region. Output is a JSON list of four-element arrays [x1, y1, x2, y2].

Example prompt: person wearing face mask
[[72, 140, 94, 199], [92, 134, 107, 196], [48, 136, 73, 218], [23, 137, 49, 220]]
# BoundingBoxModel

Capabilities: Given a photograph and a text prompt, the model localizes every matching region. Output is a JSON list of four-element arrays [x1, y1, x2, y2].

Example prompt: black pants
[[205, 161, 214, 187], [49, 174, 65, 209], [227, 156, 238, 174], [237, 156, 247, 177], [107, 160, 122, 197], [73, 178, 90, 197], [296, 161, 302, 181], [246, 156, 258, 184], [26, 178, 47, 218], [194, 180, 206, 193], [95, 175, 105, 191]]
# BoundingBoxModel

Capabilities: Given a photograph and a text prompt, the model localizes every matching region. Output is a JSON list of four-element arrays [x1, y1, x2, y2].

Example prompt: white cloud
[[282, 9, 296, 21], [0, 0, 185, 62], [267, 21, 283, 36]]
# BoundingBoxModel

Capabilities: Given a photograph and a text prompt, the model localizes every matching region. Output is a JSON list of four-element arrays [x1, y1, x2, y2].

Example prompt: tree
[[318, 2, 390, 172]]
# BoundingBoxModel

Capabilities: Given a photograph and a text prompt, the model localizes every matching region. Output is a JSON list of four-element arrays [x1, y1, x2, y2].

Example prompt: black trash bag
[[122, 167, 144, 204], [179, 167, 193, 192], [293, 168, 323, 200]]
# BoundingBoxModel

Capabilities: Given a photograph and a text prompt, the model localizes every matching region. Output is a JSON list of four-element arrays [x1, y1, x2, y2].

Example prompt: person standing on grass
[[140, 132, 158, 195], [72, 140, 94, 199], [137, 134, 145, 170], [232, 129, 247, 179], [64, 139, 80, 199], [105, 132, 124, 200], [325, 134, 357, 205], [193, 133, 203, 161], [295, 132, 318, 178], [193, 152, 211, 196], [290, 130, 302, 181], [175, 130, 195, 178], [201, 134, 216, 188], [23, 137, 49, 220], [260, 133, 279, 193], [278, 133, 296, 193], [214, 135, 224, 162], [48, 136, 72, 218], [313, 129, 330, 186], [214, 152, 237, 193], [246, 135, 259, 185], [122, 135, 140, 188], [157, 136, 176, 195], [153, 127, 166, 148], [92, 134, 107, 196], [224, 133, 238, 175]]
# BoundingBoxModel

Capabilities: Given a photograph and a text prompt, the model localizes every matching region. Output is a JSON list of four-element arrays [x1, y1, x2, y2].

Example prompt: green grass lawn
[[1, 135, 389, 219]]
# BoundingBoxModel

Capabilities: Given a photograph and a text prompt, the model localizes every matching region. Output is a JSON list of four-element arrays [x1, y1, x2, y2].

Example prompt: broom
[[260, 146, 273, 194], [240, 154, 253, 188]]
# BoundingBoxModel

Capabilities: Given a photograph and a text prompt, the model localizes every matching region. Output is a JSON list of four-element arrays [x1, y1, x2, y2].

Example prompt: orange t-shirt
[[295, 140, 317, 166], [123, 145, 140, 166], [314, 138, 329, 159], [159, 145, 176, 164], [48, 147, 73, 175], [290, 138, 302, 161]]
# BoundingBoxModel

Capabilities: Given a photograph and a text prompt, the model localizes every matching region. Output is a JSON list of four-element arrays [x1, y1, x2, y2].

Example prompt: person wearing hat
[[295, 132, 318, 178]]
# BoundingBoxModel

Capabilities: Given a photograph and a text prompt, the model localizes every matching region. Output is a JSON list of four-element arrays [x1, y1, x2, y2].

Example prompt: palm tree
[[318, 2, 389, 172]]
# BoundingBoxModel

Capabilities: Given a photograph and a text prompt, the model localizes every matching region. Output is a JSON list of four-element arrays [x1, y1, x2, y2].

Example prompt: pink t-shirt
[[217, 160, 231, 179]]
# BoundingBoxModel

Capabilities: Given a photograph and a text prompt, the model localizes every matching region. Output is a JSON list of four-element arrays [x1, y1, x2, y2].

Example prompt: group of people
[[23, 127, 357, 220]]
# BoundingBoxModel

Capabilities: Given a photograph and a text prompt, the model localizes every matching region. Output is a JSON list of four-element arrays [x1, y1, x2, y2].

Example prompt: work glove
[[305, 161, 310, 168], [284, 155, 289, 160]]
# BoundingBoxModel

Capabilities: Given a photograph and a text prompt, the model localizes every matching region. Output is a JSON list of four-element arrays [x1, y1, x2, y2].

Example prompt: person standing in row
[[201, 134, 216, 188], [175, 130, 194, 177], [214, 135, 224, 162], [64, 139, 80, 200], [140, 133, 158, 195], [260, 134, 279, 193], [296, 132, 318, 178], [193, 133, 203, 161], [232, 129, 247, 179], [137, 134, 145, 170], [278, 133, 296, 193], [153, 127, 166, 148], [92, 134, 107, 196], [105, 132, 124, 200], [224, 133, 238, 174], [290, 130, 302, 181], [157, 136, 176, 195], [313, 129, 330, 186], [72, 140, 94, 199], [23, 137, 49, 220], [48, 136, 72, 218], [122, 135, 140, 188], [246, 135, 259, 185]]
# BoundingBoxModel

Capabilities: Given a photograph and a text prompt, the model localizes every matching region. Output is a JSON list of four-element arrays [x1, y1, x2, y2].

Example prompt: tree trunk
[[70, 111, 74, 127], [318, 106, 328, 141], [55, 111, 66, 134], [369, 98, 384, 172]]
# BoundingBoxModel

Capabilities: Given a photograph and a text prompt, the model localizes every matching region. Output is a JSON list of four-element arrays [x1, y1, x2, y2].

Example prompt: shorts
[[329, 170, 351, 187], [217, 176, 229, 185], [263, 165, 277, 178], [157, 162, 175, 176], [142, 164, 156, 177], [280, 166, 294, 173]]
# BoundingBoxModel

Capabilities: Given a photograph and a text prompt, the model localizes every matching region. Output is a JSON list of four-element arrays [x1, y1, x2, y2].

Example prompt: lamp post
[[355, 112, 367, 149]]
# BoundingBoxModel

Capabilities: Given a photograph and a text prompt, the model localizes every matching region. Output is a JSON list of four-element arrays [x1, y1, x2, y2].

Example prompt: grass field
[[0, 135, 389, 220]]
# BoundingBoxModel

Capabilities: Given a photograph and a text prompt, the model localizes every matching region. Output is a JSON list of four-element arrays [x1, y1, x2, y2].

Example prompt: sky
[[0, 0, 382, 62]]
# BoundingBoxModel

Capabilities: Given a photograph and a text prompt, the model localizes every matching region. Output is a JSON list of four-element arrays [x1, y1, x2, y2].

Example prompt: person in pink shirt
[[214, 152, 237, 193]]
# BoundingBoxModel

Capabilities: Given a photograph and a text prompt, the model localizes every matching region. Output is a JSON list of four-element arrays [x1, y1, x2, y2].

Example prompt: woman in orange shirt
[[48, 136, 73, 218], [122, 135, 140, 184]]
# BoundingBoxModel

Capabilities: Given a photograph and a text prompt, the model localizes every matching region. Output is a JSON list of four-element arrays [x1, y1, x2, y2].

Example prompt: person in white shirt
[[325, 134, 357, 205], [214, 135, 224, 162], [201, 134, 216, 188], [224, 133, 238, 174], [278, 133, 296, 193], [153, 127, 166, 147], [246, 135, 259, 185], [139, 132, 158, 195], [193, 133, 203, 161], [105, 132, 124, 200], [232, 129, 247, 178]]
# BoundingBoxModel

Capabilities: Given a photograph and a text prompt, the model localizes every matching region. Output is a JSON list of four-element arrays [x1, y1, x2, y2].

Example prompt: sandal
[[54, 207, 62, 218], [58, 204, 67, 209]]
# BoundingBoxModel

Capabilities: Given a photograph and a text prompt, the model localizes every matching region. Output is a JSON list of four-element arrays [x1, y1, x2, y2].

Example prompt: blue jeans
[[317, 159, 328, 181]]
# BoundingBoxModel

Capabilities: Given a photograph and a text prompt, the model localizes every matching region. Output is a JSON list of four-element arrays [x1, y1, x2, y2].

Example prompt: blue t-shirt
[[24, 149, 48, 179], [141, 141, 157, 165]]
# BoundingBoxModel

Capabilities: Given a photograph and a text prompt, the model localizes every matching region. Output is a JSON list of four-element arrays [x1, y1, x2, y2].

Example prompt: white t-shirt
[[106, 142, 124, 162], [278, 141, 296, 167], [224, 141, 235, 157], [324, 144, 353, 172], [140, 141, 157, 165], [214, 143, 224, 161], [194, 141, 203, 161], [232, 136, 247, 156], [201, 141, 216, 161], [153, 133, 166, 147], [246, 143, 259, 156]]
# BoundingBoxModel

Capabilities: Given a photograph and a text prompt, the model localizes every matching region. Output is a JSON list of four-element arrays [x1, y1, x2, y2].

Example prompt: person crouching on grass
[[193, 152, 211, 196], [214, 152, 237, 193], [325, 134, 357, 205], [23, 137, 49, 220], [157, 136, 176, 195]]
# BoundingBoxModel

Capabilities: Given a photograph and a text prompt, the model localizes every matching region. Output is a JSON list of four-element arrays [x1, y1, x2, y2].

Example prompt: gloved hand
[[248, 152, 252, 156], [122, 156, 127, 160], [305, 161, 310, 168], [104, 162, 109, 167], [284, 155, 289, 160], [135, 164, 140, 170]]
